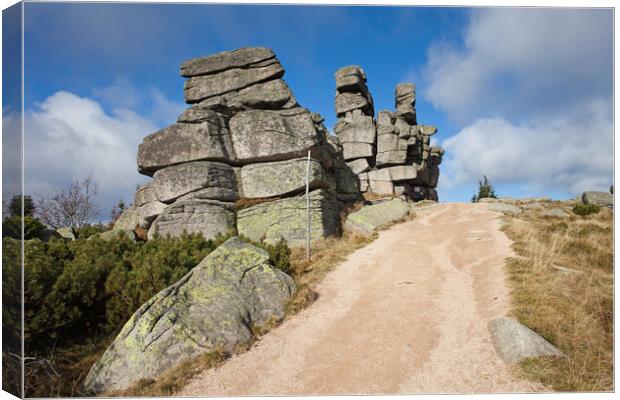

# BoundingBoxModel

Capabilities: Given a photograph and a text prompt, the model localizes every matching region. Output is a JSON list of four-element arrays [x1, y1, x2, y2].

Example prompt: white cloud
[[421, 8, 613, 199], [439, 98, 613, 196], [21, 85, 184, 220], [424, 8, 612, 123]]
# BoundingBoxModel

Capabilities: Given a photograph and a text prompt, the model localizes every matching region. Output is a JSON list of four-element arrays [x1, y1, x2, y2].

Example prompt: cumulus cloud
[[20, 83, 184, 220], [424, 8, 612, 123], [439, 98, 613, 196], [421, 8, 613, 199]]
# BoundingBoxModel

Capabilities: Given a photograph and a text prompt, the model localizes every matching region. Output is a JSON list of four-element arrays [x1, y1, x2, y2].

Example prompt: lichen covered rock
[[240, 158, 329, 199], [237, 189, 341, 245], [82, 237, 296, 393], [345, 197, 410, 234], [148, 199, 236, 240], [152, 161, 238, 203]]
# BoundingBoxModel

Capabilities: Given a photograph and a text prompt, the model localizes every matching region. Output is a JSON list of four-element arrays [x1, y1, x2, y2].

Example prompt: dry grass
[[502, 204, 613, 391]]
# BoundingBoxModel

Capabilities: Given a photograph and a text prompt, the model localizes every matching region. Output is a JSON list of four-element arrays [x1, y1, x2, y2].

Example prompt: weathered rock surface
[[335, 92, 372, 117], [180, 47, 276, 77], [148, 200, 236, 240], [488, 203, 523, 216], [114, 208, 149, 230], [334, 113, 376, 144], [345, 197, 410, 235], [237, 190, 340, 245], [229, 108, 322, 164], [346, 158, 370, 175], [184, 61, 285, 103], [342, 142, 374, 160], [581, 191, 613, 207], [137, 117, 234, 176], [179, 80, 297, 117], [134, 182, 158, 207], [542, 208, 569, 218], [82, 237, 296, 393], [335, 65, 368, 93], [488, 318, 565, 364], [240, 158, 329, 199], [153, 161, 237, 203], [56, 227, 76, 240]]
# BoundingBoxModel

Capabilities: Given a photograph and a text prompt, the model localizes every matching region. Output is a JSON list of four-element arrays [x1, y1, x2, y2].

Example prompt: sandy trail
[[180, 203, 545, 396]]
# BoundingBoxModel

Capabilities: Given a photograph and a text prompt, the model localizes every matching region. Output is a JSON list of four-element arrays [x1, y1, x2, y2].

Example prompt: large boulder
[[229, 108, 324, 165], [137, 115, 235, 176], [335, 92, 372, 117], [334, 113, 376, 144], [335, 65, 368, 93], [82, 237, 296, 393], [184, 61, 284, 103], [152, 161, 237, 203], [236, 189, 341, 245], [581, 191, 613, 207], [114, 208, 148, 230], [180, 79, 297, 115], [134, 182, 158, 207], [148, 200, 235, 240], [180, 47, 276, 77], [240, 158, 329, 199], [342, 142, 374, 161], [488, 318, 565, 364], [346, 158, 371, 175], [344, 197, 410, 235]]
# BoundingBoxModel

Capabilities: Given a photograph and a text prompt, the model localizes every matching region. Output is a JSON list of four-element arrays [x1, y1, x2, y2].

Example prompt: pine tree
[[471, 175, 498, 202]]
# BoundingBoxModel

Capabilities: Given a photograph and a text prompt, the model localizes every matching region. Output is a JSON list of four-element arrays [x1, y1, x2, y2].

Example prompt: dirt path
[[180, 203, 545, 396]]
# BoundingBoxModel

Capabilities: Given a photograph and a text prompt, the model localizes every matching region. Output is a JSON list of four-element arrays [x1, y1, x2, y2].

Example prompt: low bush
[[5, 229, 293, 397], [572, 203, 601, 216]]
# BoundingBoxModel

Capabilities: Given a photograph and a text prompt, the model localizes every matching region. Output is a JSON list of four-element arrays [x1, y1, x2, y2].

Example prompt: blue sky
[[3, 3, 614, 219]]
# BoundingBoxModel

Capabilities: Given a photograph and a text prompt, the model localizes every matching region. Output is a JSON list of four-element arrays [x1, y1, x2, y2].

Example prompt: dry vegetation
[[501, 202, 613, 391]]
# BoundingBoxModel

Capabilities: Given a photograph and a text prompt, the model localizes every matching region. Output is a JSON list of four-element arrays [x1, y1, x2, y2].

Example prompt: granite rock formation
[[114, 48, 443, 243], [333, 69, 444, 201], [117, 47, 360, 243]]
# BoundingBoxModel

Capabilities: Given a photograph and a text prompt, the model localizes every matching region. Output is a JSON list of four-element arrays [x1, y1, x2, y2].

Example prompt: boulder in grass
[[581, 191, 613, 208], [488, 318, 565, 364], [82, 237, 296, 393], [488, 203, 522, 216]]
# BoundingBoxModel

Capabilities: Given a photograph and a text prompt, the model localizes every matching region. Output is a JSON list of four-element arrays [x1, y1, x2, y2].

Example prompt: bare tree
[[37, 177, 100, 228]]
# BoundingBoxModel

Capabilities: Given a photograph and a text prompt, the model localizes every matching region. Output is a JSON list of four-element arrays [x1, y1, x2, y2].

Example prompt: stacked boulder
[[117, 47, 359, 245], [333, 66, 376, 192], [333, 69, 444, 201]]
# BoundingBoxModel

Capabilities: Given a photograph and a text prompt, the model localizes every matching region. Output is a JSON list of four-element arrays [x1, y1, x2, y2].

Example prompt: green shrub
[[74, 223, 108, 239], [2, 216, 47, 240], [573, 203, 601, 216], [19, 230, 291, 355], [104, 232, 220, 330], [261, 238, 292, 275]]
